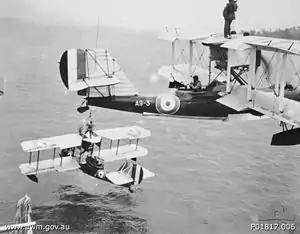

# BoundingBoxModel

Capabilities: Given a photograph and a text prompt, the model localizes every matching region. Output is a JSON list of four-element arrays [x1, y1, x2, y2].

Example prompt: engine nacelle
[[155, 94, 181, 115]]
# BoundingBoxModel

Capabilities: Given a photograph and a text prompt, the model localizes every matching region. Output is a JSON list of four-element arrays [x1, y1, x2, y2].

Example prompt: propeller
[[149, 72, 161, 84]]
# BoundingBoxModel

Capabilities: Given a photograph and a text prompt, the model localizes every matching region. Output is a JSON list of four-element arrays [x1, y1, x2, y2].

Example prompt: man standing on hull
[[223, 0, 238, 38]]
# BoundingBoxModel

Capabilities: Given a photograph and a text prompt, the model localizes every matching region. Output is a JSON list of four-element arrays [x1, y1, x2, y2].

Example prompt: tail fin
[[106, 160, 154, 186], [117, 160, 155, 185], [59, 49, 138, 96]]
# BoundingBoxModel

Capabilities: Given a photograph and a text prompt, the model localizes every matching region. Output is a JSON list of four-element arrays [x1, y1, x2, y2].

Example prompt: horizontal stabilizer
[[117, 160, 155, 185], [139, 166, 155, 180], [92, 145, 148, 162], [105, 171, 133, 185], [68, 77, 120, 91], [216, 86, 249, 111], [271, 128, 300, 146], [19, 156, 80, 175]]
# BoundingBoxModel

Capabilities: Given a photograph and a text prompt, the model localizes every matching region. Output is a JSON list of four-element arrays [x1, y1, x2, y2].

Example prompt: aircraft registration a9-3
[[58, 31, 300, 145], [19, 118, 155, 193]]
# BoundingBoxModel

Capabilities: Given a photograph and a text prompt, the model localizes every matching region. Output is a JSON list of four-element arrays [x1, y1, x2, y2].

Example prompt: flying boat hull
[[85, 93, 247, 119]]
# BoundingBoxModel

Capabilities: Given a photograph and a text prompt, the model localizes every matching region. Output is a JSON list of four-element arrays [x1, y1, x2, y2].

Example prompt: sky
[[1, 0, 300, 33]]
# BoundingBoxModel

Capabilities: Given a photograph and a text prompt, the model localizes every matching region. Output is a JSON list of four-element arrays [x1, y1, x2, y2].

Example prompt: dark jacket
[[223, 2, 238, 20]]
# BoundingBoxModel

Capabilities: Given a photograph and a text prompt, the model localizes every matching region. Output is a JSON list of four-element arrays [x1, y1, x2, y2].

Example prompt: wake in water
[[32, 185, 149, 234]]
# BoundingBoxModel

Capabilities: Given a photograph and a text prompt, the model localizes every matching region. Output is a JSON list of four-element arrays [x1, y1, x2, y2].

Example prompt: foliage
[[240, 26, 300, 40]]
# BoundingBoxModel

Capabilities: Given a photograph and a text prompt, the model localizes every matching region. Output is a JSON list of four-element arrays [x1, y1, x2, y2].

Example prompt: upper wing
[[158, 31, 215, 42], [221, 35, 300, 56], [94, 126, 151, 140], [21, 133, 82, 152]]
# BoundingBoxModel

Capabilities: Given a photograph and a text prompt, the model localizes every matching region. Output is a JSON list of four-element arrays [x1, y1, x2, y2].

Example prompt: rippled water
[[0, 18, 300, 234]]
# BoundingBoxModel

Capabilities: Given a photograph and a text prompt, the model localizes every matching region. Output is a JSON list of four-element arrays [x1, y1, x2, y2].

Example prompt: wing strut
[[189, 40, 193, 77], [279, 53, 288, 112], [36, 151, 40, 173], [248, 49, 257, 102]]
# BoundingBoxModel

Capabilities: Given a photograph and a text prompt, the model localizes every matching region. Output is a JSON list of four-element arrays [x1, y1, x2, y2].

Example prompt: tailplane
[[59, 48, 139, 97], [106, 159, 155, 186]]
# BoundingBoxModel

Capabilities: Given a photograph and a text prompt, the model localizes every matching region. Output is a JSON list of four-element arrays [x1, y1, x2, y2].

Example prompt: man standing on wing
[[223, 0, 238, 38]]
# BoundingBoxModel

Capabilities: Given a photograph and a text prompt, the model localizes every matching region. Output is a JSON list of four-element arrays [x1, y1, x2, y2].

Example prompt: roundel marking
[[155, 94, 180, 115], [97, 170, 105, 179]]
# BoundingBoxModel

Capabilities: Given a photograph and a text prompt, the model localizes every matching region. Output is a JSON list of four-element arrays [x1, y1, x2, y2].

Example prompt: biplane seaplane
[[18, 116, 155, 192], [58, 29, 300, 128], [58, 41, 267, 121]]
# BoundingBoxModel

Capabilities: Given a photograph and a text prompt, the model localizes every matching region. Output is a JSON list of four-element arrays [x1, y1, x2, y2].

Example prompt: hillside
[[245, 26, 300, 40]]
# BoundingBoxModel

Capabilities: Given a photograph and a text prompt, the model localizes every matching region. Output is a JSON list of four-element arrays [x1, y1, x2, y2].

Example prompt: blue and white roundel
[[155, 94, 180, 114]]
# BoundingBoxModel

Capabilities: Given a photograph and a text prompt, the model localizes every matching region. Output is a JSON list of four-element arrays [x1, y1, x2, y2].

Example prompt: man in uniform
[[223, 0, 238, 38], [189, 75, 202, 92]]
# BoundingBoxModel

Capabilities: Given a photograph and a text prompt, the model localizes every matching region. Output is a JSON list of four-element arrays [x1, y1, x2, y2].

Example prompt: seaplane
[[58, 27, 300, 145], [58, 41, 267, 121], [18, 114, 155, 192]]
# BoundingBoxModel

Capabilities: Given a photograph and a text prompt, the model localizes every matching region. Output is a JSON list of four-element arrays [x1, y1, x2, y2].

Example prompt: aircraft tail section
[[59, 48, 139, 97], [106, 160, 155, 186]]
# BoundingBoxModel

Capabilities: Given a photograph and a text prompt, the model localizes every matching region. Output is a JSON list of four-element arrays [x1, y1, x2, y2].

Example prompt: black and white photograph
[[0, 0, 300, 233]]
